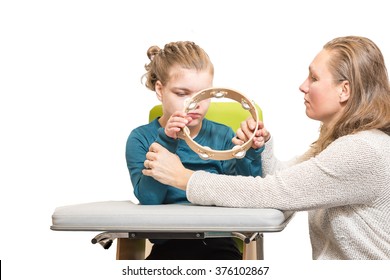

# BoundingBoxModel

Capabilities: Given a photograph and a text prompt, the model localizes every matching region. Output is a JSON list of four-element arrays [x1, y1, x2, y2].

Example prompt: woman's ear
[[155, 81, 163, 102], [339, 80, 350, 103]]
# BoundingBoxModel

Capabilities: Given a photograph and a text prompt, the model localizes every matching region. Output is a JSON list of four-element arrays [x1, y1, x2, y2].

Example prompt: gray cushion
[[51, 200, 292, 232]]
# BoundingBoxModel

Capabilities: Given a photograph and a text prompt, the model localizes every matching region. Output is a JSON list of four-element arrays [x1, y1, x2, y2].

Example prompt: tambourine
[[179, 87, 259, 160]]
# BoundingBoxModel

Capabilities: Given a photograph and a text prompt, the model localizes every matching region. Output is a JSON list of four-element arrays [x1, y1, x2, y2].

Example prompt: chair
[[51, 102, 294, 260]]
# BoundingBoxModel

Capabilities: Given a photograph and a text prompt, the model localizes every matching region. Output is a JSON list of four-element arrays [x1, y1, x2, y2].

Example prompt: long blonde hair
[[310, 36, 390, 157], [142, 41, 214, 91]]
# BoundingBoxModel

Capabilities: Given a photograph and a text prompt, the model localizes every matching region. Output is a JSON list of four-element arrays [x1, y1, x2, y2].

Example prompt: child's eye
[[175, 91, 190, 97]]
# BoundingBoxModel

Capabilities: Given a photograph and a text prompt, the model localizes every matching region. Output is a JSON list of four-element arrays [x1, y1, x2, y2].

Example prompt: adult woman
[[143, 36, 390, 259], [126, 41, 265, 259]]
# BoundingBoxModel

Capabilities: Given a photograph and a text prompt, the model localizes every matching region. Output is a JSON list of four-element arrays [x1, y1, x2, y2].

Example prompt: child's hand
[[232, 117, 270, 149], [165, 111, 192, 139]]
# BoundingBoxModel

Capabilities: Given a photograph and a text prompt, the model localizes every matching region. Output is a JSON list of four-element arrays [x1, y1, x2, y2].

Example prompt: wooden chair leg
[[243, 241, 257, 260], [116, 238, 146, 260], [243, 234, 264, 260]]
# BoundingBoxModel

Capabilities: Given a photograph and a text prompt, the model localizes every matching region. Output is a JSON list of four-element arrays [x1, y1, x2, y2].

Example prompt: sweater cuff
[[262, 136, 275, 161], [186, 170, 205, 203]]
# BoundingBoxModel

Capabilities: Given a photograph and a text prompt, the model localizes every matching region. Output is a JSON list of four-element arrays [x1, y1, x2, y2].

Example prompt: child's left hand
[[232, 117, 270, 149]]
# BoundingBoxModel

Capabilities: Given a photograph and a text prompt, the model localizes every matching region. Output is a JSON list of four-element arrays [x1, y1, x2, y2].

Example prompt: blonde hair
[[310, 36, 390, 157], [142, 41, 214, 91]]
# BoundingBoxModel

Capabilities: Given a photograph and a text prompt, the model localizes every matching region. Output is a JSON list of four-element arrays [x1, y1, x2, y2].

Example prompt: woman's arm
[[144, 133, 387, 211], [186, 134, 386, 211]]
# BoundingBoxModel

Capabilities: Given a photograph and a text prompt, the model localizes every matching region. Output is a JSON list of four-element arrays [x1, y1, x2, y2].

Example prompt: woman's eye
[[310, 75, 317, 82]]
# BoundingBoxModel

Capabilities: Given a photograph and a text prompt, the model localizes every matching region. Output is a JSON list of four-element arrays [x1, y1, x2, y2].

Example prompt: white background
[[1, 0, 389, 279]]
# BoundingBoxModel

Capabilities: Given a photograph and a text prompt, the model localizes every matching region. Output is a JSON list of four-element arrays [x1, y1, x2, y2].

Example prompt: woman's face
[[299, 49, 348, 126], [156, 65, 213, 128]]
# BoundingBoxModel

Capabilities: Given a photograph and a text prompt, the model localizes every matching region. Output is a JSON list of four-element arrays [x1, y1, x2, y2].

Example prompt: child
[[126, 41, 264, 259]]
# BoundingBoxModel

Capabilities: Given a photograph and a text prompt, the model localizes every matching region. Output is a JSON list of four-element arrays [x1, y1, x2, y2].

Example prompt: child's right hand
[[165, 111, 192, 139]]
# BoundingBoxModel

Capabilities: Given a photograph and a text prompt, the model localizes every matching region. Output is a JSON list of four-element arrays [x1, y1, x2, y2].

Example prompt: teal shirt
[[126, 118, 264, 205]]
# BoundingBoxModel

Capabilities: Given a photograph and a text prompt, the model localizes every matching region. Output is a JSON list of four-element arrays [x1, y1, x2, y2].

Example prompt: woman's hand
[[142, 142, 193, 190], [164, 111, 192, 139], [232, 117, 270, 149]]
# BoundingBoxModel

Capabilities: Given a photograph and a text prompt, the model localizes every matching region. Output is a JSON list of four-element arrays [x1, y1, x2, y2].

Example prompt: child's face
[[156, 65, 213, 128]]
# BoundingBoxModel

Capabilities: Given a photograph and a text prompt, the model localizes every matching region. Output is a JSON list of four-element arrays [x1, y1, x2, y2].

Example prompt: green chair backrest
[[149, 102, 262, 131]]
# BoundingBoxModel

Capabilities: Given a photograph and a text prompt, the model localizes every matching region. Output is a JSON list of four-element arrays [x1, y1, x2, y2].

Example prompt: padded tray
[[51, 201, 292, 232]]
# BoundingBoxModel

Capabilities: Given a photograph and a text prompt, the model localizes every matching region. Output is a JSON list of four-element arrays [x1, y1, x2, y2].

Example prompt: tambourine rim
[[180, 87, 259, 160]]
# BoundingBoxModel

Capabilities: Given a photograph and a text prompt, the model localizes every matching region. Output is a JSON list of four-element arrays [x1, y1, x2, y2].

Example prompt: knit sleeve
[[187, 133, 388, 211]]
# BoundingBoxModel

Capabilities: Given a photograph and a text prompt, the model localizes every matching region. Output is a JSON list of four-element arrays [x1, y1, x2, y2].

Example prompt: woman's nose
[[299, 79, 309, 94]]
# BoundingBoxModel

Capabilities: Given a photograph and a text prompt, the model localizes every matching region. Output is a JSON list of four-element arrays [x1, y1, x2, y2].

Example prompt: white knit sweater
[[187, 130, 390, 259]]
